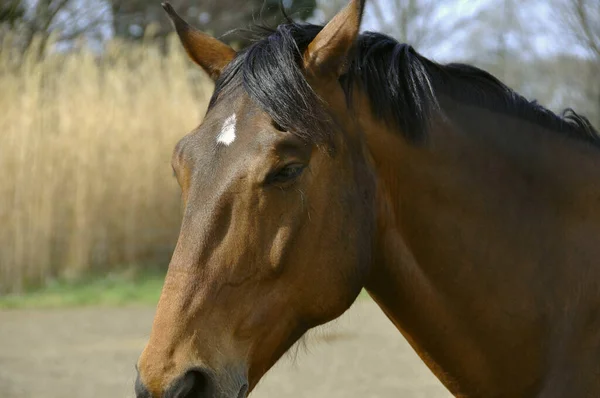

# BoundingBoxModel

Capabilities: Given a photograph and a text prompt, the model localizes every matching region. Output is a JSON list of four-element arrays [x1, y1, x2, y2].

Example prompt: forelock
[[209, 23, 335, 147]]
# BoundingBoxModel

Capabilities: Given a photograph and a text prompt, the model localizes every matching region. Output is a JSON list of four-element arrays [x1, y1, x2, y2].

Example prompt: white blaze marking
[[217, 114, 237, 146]]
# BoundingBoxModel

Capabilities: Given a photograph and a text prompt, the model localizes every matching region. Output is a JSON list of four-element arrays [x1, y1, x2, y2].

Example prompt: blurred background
[[0, 0, 598, 397]]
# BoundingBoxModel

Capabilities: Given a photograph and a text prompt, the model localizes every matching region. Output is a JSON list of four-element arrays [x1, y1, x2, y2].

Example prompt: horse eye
[[268, 164, 305, 184]]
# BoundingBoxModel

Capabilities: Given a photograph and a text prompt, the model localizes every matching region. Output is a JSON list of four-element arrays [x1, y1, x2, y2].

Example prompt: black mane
[[210, 22, 599, 147]]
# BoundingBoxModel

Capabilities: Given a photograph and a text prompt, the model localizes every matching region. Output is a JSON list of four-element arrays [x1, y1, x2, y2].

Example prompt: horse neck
[[357, 96, 600, 395]]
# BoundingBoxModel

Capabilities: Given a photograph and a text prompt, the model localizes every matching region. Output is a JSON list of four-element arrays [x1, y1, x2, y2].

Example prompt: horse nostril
[[237, 384, 249, 398], [135, 372, 151, 398], [165, 368, 214, 398]]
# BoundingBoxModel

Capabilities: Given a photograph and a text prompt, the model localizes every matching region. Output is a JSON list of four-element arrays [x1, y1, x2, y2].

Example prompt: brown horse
[[136, 1, 600, 397]]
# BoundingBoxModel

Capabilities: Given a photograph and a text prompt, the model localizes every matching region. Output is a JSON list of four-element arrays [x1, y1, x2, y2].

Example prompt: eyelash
[[272, 120, 286, 132], [268, 164, 305, 185]]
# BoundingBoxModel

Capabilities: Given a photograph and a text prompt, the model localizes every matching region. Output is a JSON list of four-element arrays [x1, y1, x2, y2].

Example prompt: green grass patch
[[0, 269, 166, 309], [0, 269, 372, 310]]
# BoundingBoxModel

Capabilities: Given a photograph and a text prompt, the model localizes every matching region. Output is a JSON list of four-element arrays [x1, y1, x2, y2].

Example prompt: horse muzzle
[[136, 367, 248, 398]]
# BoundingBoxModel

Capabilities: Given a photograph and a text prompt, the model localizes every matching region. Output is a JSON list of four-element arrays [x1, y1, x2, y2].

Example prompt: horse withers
[[136, 1, 600, 397]]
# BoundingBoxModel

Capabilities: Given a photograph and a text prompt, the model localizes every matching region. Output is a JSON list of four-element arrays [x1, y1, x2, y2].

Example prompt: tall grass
[[0, 33, 213, 294]]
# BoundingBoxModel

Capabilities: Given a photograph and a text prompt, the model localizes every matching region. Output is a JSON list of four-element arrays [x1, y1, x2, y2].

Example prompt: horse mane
[[210, 21, 600, 147]]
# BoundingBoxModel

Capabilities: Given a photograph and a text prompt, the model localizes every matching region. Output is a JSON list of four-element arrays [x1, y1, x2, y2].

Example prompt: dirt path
[[0, 300, 450, 398]]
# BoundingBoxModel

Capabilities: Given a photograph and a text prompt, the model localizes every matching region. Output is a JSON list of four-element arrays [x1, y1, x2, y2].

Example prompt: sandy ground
[[0, 300, 451, 398]]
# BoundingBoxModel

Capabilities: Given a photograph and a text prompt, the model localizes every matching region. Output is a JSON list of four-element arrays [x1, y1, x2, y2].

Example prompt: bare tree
[[557, 0, 600, 127], [560, 0, 599, 59], [2, 0, 317, 54], [312, 0, 348, 21], [367, 0, 484, 54], [109, 0, 317, 46], [1, 0, 109, 55], [0, 1, 24, 26], [462, 0, 539, 81]]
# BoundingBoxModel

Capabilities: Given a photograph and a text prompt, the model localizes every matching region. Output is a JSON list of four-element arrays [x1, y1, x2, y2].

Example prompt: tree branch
[[574, 0, 600, 59]]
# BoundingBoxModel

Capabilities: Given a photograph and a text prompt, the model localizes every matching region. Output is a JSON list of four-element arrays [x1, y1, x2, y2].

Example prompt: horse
[[135, 1, 600, 397]]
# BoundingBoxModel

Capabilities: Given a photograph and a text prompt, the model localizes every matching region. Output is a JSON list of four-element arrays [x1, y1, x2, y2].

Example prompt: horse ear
[[302, 0, 366, 78], [162, 2, 236, 81]]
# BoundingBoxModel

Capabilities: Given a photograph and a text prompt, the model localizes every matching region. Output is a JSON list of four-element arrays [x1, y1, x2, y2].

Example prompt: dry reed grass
[[0, 33, 213, 294]]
